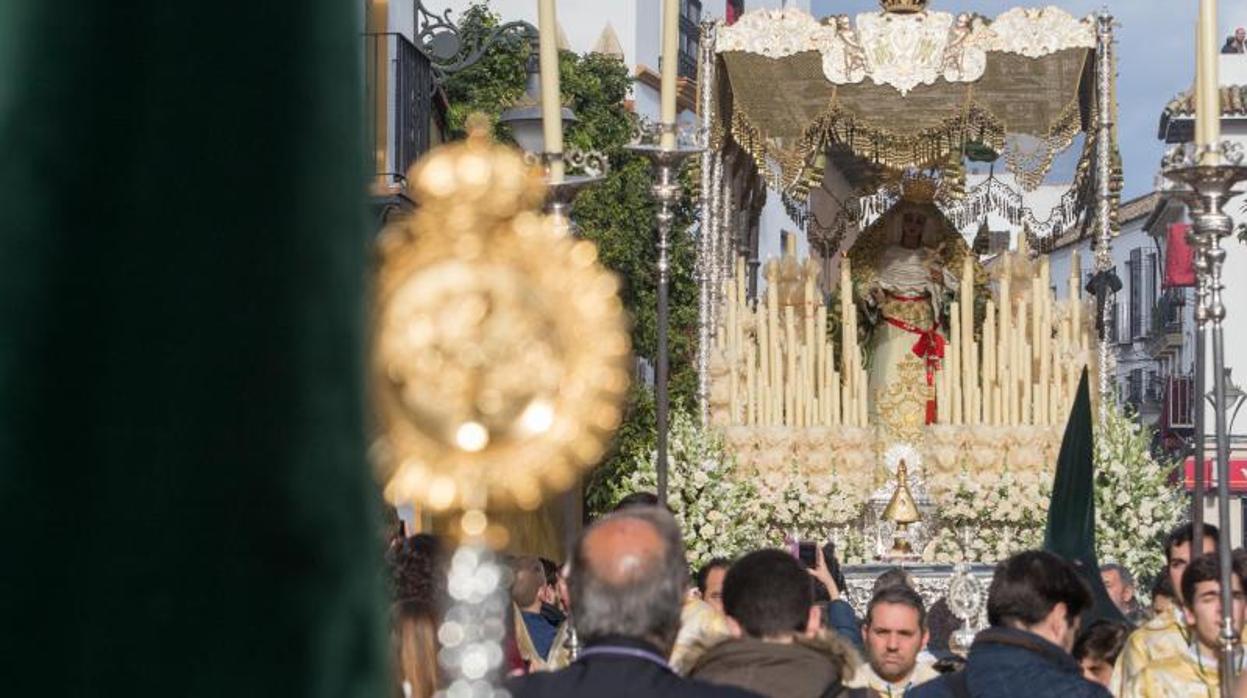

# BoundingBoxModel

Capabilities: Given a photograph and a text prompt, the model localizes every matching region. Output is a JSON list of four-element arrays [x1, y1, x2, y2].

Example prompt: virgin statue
[[847, 187, 975, 428]]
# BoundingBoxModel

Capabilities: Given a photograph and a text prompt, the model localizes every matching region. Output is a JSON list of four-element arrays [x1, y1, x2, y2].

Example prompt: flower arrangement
[[594, 401, 1178, 574], [1093, 403, 1183, 593], [752, 462, 872, 563], [617, 410, 772, 567], [922, 468, 1052, 563]]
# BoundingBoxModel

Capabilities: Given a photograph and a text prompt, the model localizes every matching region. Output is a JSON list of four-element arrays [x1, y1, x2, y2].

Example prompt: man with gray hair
[[508, 507, 760, 698]]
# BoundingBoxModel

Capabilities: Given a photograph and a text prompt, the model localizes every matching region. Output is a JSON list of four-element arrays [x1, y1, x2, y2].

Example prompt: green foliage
[[606, 410, 771, 567], [440, 5, 528, 141], [442, 4, 700, 516], [584, 384, 654, 517]]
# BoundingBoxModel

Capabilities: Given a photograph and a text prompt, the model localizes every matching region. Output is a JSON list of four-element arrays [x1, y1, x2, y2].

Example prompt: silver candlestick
[[626, 123, 702, 505], [537, 150, 606, 237], [1164, 141, 1247, 697]]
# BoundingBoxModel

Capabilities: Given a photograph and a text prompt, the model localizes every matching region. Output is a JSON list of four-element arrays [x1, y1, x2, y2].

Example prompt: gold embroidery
[[881, 294, 934, 328], [875, 355, 930, 445]]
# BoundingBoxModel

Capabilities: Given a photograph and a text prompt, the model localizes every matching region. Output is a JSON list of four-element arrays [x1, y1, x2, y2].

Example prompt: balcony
[[364, 32, 434, 204], [1147, 288, 1185, 357]]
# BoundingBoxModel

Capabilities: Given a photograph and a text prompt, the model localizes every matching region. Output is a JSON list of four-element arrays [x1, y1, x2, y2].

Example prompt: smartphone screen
[[798, 541, 817, 568]]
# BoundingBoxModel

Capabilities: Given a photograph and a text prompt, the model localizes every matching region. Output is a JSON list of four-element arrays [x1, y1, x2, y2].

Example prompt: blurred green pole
[[0, 2, 387, 696]]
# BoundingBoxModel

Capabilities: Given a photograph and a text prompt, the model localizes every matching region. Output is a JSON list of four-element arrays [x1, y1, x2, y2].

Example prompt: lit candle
[[537, 0, 565, 182], [950, 304, 962, 424], [757, 295, 769, 425], [660, 0, 680, 149], [785, 306, 797, 426], [984, 301, 996, 424], [1197, 0, 1221, 164], [998, 254, 1011, 387]]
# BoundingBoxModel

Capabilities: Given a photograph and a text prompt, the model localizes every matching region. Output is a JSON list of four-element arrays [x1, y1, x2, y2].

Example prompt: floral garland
[[601, 405, 1178, 575], [922, 468, 1052, 564], [617, 410, 772, 567], [918, 404, 1181, 577], [1093, 403, 1183, 594], [753, 462, 872, 564]]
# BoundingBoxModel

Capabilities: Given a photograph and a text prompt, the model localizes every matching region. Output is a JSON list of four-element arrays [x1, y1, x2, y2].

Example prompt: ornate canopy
[[712, 6, 1115, 203]]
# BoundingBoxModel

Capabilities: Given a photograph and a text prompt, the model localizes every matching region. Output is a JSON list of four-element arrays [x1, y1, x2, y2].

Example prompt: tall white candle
[[1197, 0, 1221, 164], [660, 0, 680, 149], [537, 0, 565, 182]]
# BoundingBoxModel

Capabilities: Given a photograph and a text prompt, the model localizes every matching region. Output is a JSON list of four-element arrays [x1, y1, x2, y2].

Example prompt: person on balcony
[[1222, 27, 1246, 54]]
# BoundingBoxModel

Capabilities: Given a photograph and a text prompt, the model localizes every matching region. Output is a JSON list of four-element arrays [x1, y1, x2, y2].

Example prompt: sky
[[808, 0, 1247, 199]]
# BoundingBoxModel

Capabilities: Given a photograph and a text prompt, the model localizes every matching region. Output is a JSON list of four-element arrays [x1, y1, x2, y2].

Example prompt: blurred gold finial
[[373, 115, 631, 515], [465, 112, 493, 139], [405, 111, 545, 224]]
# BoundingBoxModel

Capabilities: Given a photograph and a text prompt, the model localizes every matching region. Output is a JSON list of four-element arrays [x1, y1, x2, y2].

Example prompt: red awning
[[1182, 456, 1247, 492]]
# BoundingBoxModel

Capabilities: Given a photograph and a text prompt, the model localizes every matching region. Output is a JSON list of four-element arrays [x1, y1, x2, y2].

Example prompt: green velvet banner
[[1045, 370, 1127, 625], [0, 2, 388, 695]]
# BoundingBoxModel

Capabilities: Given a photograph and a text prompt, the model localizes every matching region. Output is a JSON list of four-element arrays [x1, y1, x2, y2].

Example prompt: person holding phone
[[800, 542, 863, 652]]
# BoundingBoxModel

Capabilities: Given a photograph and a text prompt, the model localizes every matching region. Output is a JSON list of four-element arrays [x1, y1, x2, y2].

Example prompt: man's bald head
[[582, 516, 667, 585], [569, 507, 687, 652]]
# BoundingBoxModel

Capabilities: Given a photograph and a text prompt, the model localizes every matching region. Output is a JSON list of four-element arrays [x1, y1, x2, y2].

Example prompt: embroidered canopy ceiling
[[714, 6, 1110, 199]]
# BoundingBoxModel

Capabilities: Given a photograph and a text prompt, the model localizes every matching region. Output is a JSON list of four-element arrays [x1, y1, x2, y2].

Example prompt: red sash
[[882, 295, 944, 424]]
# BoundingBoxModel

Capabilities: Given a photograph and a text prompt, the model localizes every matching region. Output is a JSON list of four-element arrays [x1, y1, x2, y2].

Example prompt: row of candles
[[714, 245, 1092, 430], [933, 245, 1091, 428], [535, 0, 682, 185]]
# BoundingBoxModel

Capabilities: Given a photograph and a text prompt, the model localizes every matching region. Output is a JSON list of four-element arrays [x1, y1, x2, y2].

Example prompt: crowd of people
[[387, 495, 1247, 697]]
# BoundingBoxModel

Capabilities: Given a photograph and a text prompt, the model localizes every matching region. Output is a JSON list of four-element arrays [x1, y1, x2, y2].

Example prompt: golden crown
[[900, 175, 938, 204], [880, 0, 929, 13]]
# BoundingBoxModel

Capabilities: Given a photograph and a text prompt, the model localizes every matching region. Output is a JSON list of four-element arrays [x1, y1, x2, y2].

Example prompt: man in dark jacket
[[508, 507, 760, 698], [687, 549, 864, 698], [910, 550, 1111, 698]]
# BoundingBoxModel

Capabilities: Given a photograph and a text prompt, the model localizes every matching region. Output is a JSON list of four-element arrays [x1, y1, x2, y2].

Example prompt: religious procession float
[[679, 0, 1142, 622], [373, 0, 1185, 658]]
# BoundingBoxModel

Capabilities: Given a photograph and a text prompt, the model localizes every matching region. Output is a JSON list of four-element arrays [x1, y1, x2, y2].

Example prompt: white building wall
[[1045, 215, 1164, 420]]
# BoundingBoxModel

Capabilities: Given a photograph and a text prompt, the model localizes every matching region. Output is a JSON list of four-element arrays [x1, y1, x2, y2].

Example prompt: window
[[1147, 369, 1163, 403], [1129, 248, 1142, 340], [1142, 251, 1157, 336], [1126, 368, 1145, 407], [677, 0, 701, 80]]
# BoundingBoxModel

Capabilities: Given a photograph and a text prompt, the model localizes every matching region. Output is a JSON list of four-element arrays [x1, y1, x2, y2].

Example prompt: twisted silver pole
[[1093, 12, 1116, 423], [695, 21, 718, 426], [1189, 199, 1210, 543]]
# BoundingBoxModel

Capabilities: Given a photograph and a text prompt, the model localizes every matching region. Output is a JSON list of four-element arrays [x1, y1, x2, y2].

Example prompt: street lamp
[[498, 56, 604, 237], [1206, 367, 1247, 433], [498, 55, 577, 157]]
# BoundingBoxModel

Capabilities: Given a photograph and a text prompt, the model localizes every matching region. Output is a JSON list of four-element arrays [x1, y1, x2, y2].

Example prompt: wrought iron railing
[[365, 32, 434, 189], [1166, 374, 1195, 429]]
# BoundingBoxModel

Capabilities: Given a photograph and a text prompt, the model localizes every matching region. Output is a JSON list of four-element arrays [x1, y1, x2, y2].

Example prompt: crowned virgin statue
[[848, 181, 974, 427]]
